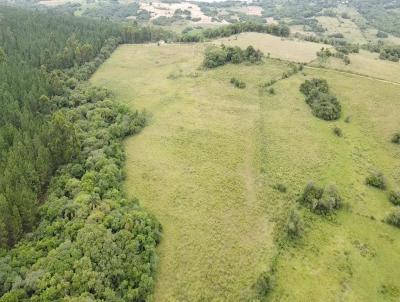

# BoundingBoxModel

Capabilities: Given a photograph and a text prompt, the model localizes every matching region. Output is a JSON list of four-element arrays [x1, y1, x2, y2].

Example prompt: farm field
[[215, 32, 327, 63], [91, 34, 400, 301]]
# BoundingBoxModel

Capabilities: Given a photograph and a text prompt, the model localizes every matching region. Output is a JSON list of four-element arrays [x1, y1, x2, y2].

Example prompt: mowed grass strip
[[91, 43, 291, 300]]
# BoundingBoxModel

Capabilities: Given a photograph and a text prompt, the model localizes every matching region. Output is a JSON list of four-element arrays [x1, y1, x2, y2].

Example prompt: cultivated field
[[91, 34, 400, 301], [215, 32, 328, 63]]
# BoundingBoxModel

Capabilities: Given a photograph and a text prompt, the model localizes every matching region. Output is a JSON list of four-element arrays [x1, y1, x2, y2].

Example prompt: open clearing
[[91, 42, 292, 300], [215, 32, 328, 63], [91, 33, 400, 301]]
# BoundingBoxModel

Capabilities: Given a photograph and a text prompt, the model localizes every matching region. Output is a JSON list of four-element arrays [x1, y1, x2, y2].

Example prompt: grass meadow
[[91, 34, 400, 301], [215, 32, 327, 63]]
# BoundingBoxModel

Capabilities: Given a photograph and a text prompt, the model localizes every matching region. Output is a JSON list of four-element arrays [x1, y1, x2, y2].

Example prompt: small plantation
[[203, 44, 263, 68], [299, 78, 341, 121], [298, 182, 342, 215]]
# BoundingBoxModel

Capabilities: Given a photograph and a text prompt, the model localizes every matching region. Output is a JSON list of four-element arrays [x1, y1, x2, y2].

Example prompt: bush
[[273, 183, 286, 193], [391, 132, 400, 144], [300, 79, 341, 121], [268, 87, 275, 95], [333, 126, 343, 137], [365, 171, 387, 190], [298, 182, 342, 215], [254, 271, 274, 297], [386, 207, 400, 228], [203, 46, 228, 68], [230, 77, 246, 89], [389, 190, 400, 206], [286, 209, 304, 239]]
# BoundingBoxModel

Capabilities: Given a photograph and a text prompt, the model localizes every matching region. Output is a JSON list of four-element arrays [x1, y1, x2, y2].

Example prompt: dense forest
[[0, 6, 168, 301]]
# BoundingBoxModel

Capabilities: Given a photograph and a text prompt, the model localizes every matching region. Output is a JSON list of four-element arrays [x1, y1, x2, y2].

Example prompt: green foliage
[[389, 191, 400, 206], [391, 132, 400, 144], [379, 45, 400, 62], [0, 6, 161, 301], [377, 31, 389, 38], [300, 78, 341, 121], [273, 183, 287, 193], [298, 182, 342, 215], [386, 207, 400, 228], [203, 45, 263, 68], [254, 271, 274, 298], [285, 209, 304, 239], [365, 171, 387, 190], [333, 126, 343, 137], [230, 77, 246, 89]]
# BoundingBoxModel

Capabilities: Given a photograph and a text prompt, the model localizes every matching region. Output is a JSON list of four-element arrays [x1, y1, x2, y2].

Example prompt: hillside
[[1, 3, 400, 302], [91, 33, 400, 301]]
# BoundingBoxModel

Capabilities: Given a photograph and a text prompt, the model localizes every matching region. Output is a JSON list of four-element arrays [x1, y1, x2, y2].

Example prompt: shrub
[[203, 46, 228, 68], [333, 126, 343, 137], [268, 87, 275, 95], [344, 116, 351, 123], [391, 132, 400, 144], [298, 182, 342, 215], [230, 77, 246, 89], [365, 171, 387, 190], [286, 209, 304, 239], [386, 207, 400, 228], [254, 271, 274, 297], [273, 183, 286, 193], [389, 190, 400, 206]]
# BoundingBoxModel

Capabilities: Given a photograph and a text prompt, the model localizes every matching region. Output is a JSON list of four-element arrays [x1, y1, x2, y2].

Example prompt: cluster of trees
[[0, 6, 161, 301], [299, 78, 341, 121], [298, 182, 342, 215], [317, 47, 351, 65], [361, 41, 400, 62], [379, 45, 400, 62], [203, 45, 263, 68], [179, 21, 290, 42]]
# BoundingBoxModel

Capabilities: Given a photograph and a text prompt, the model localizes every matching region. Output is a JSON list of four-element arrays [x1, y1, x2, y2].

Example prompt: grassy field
[[91, 42, 294, 300], [256, 69, 400, 301], [311, 50, 400, 84], [215, 32, 327, 63], [316, 16, 367, 44], [91, 33, 400, 301]]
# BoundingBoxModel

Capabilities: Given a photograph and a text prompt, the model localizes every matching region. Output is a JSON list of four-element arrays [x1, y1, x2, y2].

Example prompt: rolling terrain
[[91, 34, 400, 301]]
